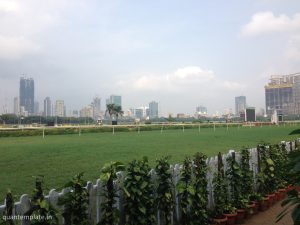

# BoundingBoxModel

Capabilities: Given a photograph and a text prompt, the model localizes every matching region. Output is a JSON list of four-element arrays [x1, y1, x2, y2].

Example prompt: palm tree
[[105, 104, 116, 121], [114, 105, 124, 123], [105, 104, 123, 125]]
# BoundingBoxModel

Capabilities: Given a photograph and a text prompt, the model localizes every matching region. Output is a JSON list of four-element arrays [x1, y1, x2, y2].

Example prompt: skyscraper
[[149, 101, 158, 119], [34, 101, 39, 115], [13, 97, 19, 115], [265, 73, 300, 116], [44, 97, 51, 117], [19, 77, 34, 115], [55, 100, 65, 117], [235, 96, 246, 116], [107, 95, 122, 108], [92, 97, 101, 120]]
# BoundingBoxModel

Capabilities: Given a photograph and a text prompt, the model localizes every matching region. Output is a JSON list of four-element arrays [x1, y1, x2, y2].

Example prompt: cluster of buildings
[[13, 77, 159, 120], [6, 72, 300, 122]]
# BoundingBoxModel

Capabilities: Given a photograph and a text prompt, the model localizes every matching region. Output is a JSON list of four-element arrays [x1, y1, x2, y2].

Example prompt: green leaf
[[266, 158, 274, 165]]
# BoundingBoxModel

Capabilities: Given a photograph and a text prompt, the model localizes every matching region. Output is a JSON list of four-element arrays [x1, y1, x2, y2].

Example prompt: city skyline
[[0, 1, 300, 115]]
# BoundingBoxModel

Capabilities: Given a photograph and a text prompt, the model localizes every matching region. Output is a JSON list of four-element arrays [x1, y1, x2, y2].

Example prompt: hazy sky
[[0, 0, 300, 115]]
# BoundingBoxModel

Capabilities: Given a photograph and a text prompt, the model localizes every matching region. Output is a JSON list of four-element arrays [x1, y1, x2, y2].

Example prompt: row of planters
[[211, 142, 294, 225], [0, 142, 298, 225]]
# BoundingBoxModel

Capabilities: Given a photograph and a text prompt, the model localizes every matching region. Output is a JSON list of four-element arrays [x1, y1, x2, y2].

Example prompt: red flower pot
[[236, 209, 246, 224], [213, 215, 227, 225], [250, 201, 259, 215], [246, 203, 256, 218], [223, 212, 237, 225], [275, 191, 280, 202], [278, 188, 287, 200], [259, 197, 269, 211], [266, 194, 275, 206]]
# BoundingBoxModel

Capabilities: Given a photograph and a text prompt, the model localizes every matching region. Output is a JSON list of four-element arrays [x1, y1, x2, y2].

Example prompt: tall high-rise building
[[13, 97, 19, 115], [92, 97, 101, 120], [34, 101, 39, 115], [235, 96, 246, 115], [149, 101, 158, 119], [108, 95, 122, 107], [44, 97, 51, 117], [265, 73, 300, 116], [19, 77, 34, 115], [55, 100, 65, 117], [196, 106, 207, 116]]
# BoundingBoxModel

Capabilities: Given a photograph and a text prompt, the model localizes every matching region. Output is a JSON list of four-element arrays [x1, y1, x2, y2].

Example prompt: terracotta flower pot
[[223, 212, 237, 225], [250, 201, 259, 215], [236, 209, 246, 224], [278, 188, 287, 200], [213, 215, 227, 225], [246, 202, 256, 218], [287, 184, 294, 192], [259, 197, 269, 211], [275, 191, 280, 202], [266, 194, 275, 206]]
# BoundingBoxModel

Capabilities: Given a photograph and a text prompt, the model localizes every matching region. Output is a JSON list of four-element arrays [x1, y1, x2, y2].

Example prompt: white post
[[43, 128, 45, 139], [198, 124, 201, 133], [214, 123, 216, 132], [79, 126, 81, 136], [161, 126, 163, 134], [227, 123, 228, 132]]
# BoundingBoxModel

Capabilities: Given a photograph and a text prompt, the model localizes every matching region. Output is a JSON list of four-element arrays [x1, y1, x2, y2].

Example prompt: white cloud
[[119, 66, 216, 91], [285, 35, 300, 61], [0, 1, 19, 12], [0, 35, 40, 59], [241, 11, 300, 37], [117, 66, 244, 92]]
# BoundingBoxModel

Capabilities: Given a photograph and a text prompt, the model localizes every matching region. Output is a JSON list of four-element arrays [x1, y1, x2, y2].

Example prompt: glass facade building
[[19, 77, 34, 115]]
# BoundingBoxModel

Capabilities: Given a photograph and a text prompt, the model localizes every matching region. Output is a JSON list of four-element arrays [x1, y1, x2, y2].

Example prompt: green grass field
[[0, 125, 299, 201]]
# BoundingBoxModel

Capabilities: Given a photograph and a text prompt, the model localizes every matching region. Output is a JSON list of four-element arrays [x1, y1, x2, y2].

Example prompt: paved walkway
[[243, 200, 293, 225]]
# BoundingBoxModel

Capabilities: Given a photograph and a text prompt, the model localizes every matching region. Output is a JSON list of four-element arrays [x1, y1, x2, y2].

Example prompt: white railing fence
[[0, 140, 297, 225]]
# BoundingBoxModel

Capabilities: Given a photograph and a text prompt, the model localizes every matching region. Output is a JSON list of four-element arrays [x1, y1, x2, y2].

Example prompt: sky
[[0, 0, 300, 115]]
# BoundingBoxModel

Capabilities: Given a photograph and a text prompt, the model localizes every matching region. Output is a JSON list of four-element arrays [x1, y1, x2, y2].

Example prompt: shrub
[[190, 152, 209, 225], [177, 157, 193, 225], [57, 173, 89, 225], [24, 176, 59, 225], [123, 157, 155, 225], [155, 156, 174, 225], [99, 161, 125, 225]]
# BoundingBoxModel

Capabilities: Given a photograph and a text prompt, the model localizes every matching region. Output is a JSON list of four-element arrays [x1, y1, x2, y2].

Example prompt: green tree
[[105, 104, 123, 125]]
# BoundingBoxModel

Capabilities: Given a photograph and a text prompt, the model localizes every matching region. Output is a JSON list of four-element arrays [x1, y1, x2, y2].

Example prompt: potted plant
[[226, 152, 248, 224], [257, 144, 277, 207], [211, 153, 228, 225], [190, 152, 210, 225]]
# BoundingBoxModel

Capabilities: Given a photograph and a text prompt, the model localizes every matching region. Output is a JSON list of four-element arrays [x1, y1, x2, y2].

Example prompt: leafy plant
[[58, 173, 89, 225], [24, 176, 59, 225], [0, 191, 14, 225], [155, 156, 174, 225], [240, 148, 253, 199], [257, 144, 276, 195], [123, 157, 155, 225], [277, 149, 300, 225], [212, 153, 227, 218], [226, 152, 247, 209], [177, 157, 193, 225], [190, 152, 209, 225], [99, 161, 125, 225]]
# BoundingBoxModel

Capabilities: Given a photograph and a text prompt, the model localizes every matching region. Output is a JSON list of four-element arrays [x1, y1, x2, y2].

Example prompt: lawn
[[0, 125, 299, 201]]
